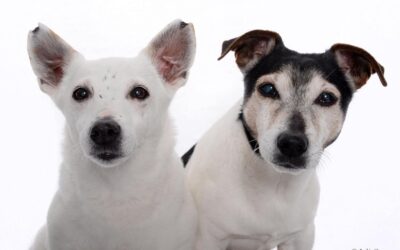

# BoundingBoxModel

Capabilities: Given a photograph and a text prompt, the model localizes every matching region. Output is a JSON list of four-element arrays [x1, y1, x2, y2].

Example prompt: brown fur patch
[[331, 43, 387, 88], [218, 30, 281, 72]]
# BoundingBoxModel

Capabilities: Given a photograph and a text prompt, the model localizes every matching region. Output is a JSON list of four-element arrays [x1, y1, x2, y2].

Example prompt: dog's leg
[[30, 225, 48, 250], [277, 223, 315, 250]]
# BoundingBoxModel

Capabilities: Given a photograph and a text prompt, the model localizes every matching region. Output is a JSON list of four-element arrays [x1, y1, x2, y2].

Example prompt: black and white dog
[[185, 30, 387, 249]]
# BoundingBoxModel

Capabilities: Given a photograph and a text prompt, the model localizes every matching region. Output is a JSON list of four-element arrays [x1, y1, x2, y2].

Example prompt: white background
[[0, 0, 399, 249]]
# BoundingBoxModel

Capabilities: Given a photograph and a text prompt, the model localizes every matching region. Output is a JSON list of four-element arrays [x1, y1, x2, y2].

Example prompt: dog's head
[[27, 20, 196, 168], [219, 30, 387, 174]]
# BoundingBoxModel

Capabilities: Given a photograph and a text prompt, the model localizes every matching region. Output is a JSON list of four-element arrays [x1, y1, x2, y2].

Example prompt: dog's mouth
[[90, 147, 124, 164], [272, 154, 307, 171], [97, 151, 121, 161], [274, 161, 306, 170]]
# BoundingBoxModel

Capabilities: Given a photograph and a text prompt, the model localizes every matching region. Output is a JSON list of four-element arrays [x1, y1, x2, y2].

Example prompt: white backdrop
[[0, 0, 399, 249]]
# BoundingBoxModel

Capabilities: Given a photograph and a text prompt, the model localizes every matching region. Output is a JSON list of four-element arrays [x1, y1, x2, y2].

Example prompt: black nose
[[90, 120, 121, 146], [277, 133, 308, 158]]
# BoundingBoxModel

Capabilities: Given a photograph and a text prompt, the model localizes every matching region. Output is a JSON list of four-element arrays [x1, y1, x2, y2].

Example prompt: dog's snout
[[277, 133, 308, 158], [90, 120, 121, 146]]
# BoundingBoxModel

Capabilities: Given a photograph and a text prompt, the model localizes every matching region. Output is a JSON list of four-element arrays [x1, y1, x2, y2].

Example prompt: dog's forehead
[[73, 57, 158, 87], [248, 51, 334, 86]]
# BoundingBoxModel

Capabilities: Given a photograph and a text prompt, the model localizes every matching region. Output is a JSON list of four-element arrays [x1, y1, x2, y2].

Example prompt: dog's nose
[[277, 133, 308, 158], [90, 120, 121, 146]]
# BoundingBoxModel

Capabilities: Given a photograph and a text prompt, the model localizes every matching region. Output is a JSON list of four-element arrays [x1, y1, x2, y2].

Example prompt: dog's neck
[[59, 115, 180, 203]]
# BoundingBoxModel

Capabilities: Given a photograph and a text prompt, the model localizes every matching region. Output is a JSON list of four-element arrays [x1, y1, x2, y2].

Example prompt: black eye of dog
[[315, 92, 338, 107], [130, 86, 149, 100], [258, 83, 279, 99], [72, 87, 91, 101]]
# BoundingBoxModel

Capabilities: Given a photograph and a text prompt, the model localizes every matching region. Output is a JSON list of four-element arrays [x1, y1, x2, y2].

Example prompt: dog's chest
[[238, 192, 314, 238], [215, 194, 315, 250], [206, 171, 319, 249], [48, 197, 155, 249], [47, 187, 191, 250]]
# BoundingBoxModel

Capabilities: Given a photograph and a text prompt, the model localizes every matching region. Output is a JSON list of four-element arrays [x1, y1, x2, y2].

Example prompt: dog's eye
[[258, 83, 279, 99], [315, 92, 338, 107], [72, 87, 91, 102], [130, 86, 149, 100]]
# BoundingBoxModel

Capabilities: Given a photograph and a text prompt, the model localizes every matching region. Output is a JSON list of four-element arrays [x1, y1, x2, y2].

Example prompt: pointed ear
[[330, 43, 387, 89], [27, 23, 79, 94], [218, 30, 282, 73], [145, 20, 196, 89]]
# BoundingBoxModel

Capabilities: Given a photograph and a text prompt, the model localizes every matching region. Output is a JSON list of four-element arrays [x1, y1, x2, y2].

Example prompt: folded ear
[[330, 43, 387, 89], [218, 30, 282, 73], [145, 19, 196, 89], [27, 23, 79, 94]]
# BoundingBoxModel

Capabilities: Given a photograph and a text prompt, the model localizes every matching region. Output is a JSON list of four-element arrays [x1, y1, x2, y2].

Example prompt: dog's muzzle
[[90, 118, 122, 161], [274, 132, 308, 169]]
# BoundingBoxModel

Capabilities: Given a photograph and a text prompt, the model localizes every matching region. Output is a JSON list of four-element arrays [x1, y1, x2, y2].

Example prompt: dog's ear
[[27, 23, 80, 94], [331, 43, 387, 89], [218, 30, 282, 73], [145, 19, 196, 89]]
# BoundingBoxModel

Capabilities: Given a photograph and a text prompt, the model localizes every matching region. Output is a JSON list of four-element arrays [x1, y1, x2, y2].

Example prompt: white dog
[[185, 30, 387, 249], [28, 20, 196, 250]]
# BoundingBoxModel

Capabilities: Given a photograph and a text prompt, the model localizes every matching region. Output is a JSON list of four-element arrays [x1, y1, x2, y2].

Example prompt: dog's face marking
[[220, 30, 387, 174], [28, 21, 196, 168], [243, 65, 346, 173]]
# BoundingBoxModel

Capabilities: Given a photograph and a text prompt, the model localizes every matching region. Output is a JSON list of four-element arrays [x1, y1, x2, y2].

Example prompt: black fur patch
[[238, 112, 260, 156], [243, 45, 353, 113], [181, 144, 196, 167], [180, 21, 188, 29], [32, 26, 40, 33]]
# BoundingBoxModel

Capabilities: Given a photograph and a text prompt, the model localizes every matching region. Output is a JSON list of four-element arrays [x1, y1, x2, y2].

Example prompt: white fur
[[28, 20, 197, 250]]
